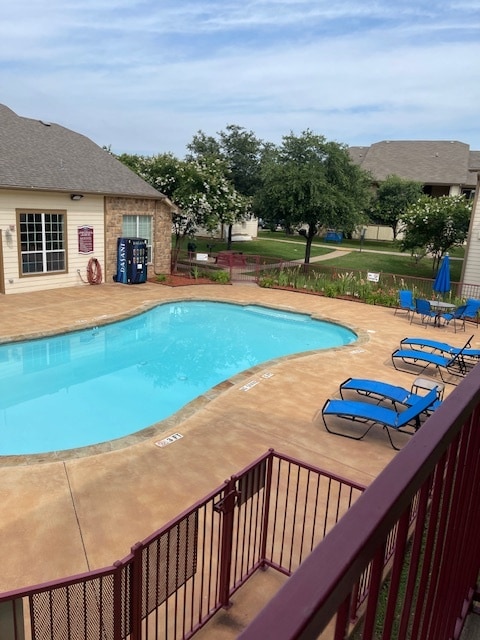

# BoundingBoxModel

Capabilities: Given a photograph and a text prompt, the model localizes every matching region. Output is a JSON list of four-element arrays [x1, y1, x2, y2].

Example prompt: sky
[[1, 1, 480, 158]]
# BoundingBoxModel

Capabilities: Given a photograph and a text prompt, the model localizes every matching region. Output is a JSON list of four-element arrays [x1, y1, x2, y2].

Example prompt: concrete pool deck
[[0, 282, 477, 626]]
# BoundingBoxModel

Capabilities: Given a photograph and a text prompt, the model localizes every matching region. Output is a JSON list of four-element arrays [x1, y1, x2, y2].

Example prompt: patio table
[[429, 300, 456, 327]]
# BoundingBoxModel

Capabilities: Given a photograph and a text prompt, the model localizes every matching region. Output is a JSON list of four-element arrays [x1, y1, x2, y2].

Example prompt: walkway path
[[259, 235, 463, 261]]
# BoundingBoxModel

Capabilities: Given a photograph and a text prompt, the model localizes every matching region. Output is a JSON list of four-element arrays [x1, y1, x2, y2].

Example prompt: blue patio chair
[[440, 304, 468, 333], [320, 388, 438, 450], [410, 299, 437, 328], [464, 299, 480, 326], [394, 290, 415, 318], [339, 377, 443, 411]]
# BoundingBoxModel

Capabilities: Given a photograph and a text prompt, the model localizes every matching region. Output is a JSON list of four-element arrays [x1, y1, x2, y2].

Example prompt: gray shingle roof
[[0, 104, 164, 198], [469, 151, 480, 170], [348, 140, 478, 187]]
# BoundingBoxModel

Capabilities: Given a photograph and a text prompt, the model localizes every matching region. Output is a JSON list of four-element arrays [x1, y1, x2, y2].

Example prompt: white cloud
[[2, 0, 480, 155]]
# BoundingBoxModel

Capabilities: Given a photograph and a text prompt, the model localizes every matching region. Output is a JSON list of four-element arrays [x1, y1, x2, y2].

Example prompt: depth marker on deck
[[240, 371, 274, 391], [155, 433, 183, 448]]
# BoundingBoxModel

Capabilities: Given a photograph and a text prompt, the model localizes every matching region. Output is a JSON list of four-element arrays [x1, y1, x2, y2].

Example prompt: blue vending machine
[[115, 237, 148, 284]]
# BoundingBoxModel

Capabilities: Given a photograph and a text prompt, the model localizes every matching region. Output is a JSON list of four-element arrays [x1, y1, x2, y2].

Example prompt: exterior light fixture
[[70, 194, 84, 201]]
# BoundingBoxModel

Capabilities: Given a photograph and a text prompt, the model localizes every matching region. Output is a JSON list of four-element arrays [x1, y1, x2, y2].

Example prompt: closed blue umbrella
[[433, 254, 451, 295]]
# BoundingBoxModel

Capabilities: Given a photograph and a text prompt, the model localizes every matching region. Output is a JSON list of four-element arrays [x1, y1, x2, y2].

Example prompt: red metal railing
[[0, 451, 364, 640], [174, 251, 261, 282], [239, 366, 480, 640]]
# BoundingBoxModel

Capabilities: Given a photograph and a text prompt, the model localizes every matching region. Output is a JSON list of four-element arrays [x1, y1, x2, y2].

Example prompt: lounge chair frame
[[339, 377, 442, 411], [391, 344, 472, 384], [399, 336, 480, 369], [400, 335, 475, 355], [321, 388, 438, 450]]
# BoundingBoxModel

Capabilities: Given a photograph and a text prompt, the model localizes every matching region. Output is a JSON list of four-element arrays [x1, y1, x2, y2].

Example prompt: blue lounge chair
[[400, 336, 479, 359], [391, 345, 472, 384], [321, 388, 438, 450], [339, 377, 443, 411]]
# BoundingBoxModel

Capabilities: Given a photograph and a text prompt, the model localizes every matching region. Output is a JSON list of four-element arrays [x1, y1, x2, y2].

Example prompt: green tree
[[401, 194, 472, 271], [370, 175, 423, 239], [187, 125, 266, 247], [116, 152, 248, 267], [188, 124, 265, 196], [255, 130, 372, 263]]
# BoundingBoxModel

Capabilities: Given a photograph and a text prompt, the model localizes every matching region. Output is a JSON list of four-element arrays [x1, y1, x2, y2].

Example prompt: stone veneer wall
[[105, 196, 172, 283]]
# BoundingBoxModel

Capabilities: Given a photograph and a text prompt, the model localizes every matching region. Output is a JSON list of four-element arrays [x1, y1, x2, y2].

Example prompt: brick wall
[[105, 196, 172, 282]]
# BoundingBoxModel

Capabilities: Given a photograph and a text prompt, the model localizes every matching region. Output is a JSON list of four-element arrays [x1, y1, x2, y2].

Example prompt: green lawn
[[178, 232, 464, 281], [184, 236, 334, 260], [259, 230, 399, 252], [323, 252, 463, 281]]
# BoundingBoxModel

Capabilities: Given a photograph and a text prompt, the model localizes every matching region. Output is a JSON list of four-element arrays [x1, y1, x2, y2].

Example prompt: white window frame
[[17, 210, 66, 276], [122, 215, 153, 263]]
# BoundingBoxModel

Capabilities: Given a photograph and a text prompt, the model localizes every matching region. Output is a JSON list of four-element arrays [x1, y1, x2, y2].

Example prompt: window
[[462, 188, 475, 200], [122, 215, 152, 262], [18, 211, 66, 275]]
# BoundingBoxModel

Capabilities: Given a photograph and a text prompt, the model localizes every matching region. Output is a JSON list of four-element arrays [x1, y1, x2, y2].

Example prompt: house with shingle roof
[[0, 104, 173, 295], [349, 140, 477, 198], [349, 140, 480, 289]]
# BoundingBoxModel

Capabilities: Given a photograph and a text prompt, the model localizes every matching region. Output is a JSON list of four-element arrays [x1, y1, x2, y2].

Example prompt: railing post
[[0, 598, 24, 640], [112, 561, 124, 640], [214, 477, 238, 608], [130, 542, 143, 640], [259, 450, 275, 566]]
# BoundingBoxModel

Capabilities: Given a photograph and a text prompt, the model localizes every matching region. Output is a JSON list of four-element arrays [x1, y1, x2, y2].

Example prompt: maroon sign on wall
[[78, 226, 94, 254]]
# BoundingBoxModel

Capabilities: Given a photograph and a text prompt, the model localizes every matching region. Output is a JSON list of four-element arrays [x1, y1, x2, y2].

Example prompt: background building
[[0, 104, 173, 295]]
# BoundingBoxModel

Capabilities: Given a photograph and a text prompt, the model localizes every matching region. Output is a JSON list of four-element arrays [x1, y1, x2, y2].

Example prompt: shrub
[[209, 270, 230, 284]]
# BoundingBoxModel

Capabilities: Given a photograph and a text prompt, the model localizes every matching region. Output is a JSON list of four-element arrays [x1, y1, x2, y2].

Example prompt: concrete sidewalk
[[461, 612, 480, 639], [260, 235, 464, 260]]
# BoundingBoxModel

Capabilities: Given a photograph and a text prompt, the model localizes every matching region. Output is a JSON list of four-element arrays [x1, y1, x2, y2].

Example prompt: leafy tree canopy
[[254, 130, 372, 263], [116, 152, 249, 262], [370, 175, 423, 239], [400, 194, 472, 271], [186, 124, 266, 246], [187, 124, 266, 197]]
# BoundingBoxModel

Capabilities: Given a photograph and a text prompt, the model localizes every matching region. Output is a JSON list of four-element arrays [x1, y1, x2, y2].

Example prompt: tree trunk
[[303, 224, 317, 264], [226, 224, 233, 250], [171, 246, 180, 273], [304, 238, 312, 264]]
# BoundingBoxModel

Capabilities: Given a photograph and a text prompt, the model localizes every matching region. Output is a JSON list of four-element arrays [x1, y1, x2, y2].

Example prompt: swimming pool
[[0, 301, 356, 455]]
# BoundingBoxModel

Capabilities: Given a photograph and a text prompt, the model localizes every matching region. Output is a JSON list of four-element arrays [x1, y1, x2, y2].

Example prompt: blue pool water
[[0, 301, 356, 455]]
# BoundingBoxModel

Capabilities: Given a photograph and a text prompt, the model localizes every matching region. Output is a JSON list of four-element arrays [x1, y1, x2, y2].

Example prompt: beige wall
[[460, 174, 480, 290], [0, 190, 172, 295], [352, 225, 404, 242], [0, 190, 105, 294], [195, 217, 259, 241]]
